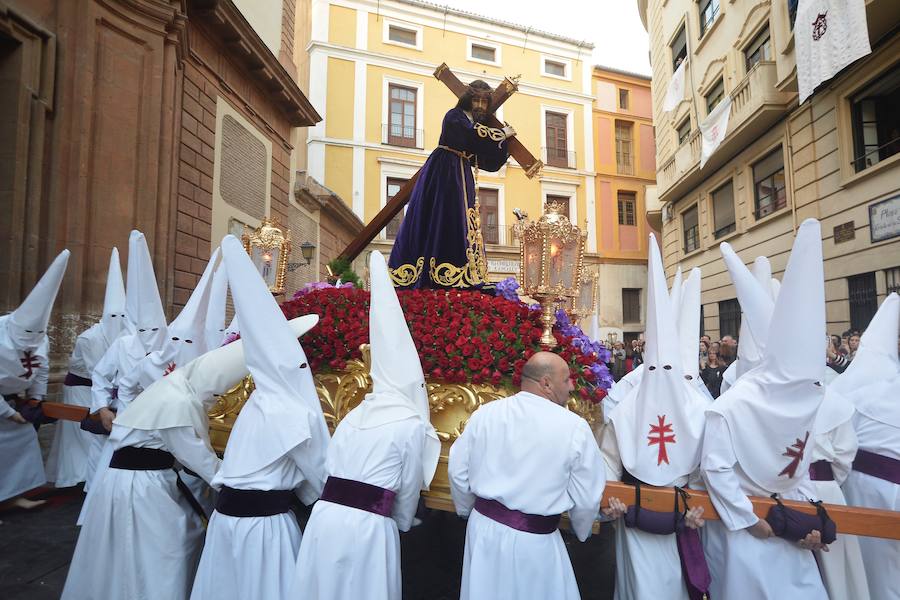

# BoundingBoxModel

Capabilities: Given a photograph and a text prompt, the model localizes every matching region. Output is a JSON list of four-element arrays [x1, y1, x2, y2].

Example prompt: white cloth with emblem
[[46, 248, 128, 488], [838, 292, 900, 600], [448, 389, 606, 600], [190, 235, 330, 600], [291, 251, 440, 600], [603, 241, 711, 600], [702, 220, 829, 599], [0, 249, 69, 501]]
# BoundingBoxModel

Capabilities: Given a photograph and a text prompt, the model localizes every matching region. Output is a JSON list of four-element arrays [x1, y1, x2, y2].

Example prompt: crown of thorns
[[467, 80, 493, 97]]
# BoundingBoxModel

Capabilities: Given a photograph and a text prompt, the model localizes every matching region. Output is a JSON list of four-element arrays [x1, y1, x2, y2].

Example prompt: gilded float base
[[208, 345, 602, 507]]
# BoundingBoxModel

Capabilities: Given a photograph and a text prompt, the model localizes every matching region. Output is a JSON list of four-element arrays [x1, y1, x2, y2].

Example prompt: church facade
[[297, 0, 598, 285], [637, 0, 900, 337], [0, 0, 361, 395]]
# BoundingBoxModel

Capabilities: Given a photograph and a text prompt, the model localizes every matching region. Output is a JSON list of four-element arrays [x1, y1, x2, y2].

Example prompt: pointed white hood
[[669, 267, 683, 318], [677, 268, 702, 381], [217, 234, 330, 479], [8, 250, 70, 349], [830, 293, 900, 428], [709, 218, 826, 493], [342, 251, 441, 489], [115, 316, 320, 448], [100, 247, 128, 343], [720, 248, 776, 379], [205, 262, 229, 349], [125, 231, 167, 354], [609, 235, 709, 486], [156, 248, 222, 371]]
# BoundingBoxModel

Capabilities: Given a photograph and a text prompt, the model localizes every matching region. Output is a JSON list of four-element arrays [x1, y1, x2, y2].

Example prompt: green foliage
[[327, 257, 362, 288]]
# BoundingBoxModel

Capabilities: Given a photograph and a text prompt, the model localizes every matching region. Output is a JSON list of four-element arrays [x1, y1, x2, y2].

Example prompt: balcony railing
[[657, 61, 793, 203], [542, 147, 577, 169], [382, 124, 424, 149]]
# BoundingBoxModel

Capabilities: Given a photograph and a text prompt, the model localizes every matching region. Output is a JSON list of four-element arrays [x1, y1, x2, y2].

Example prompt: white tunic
[[809, 420, 870, 600], [600, 422, 692, 600], [701, 413, 827, 599], [0, 320, 48, 501], [292, 418, 425, 599], [61, 424, 220, 600], [191, 422, 326, 600], [46, 325, 110, 487], [448, 392, 606, 600], [841, 412, 900, 600]]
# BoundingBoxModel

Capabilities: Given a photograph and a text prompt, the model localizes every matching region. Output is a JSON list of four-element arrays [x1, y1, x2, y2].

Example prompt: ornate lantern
[[571, 270, 598, 325], [241, 217, 292, 295], [518, 202, 587, 348]]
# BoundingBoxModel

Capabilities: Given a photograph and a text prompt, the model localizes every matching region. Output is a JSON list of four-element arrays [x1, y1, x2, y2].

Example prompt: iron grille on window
[[850, 65, 900, 173], [618, 191, 637, 226], [699, 0, 720, 37], [683, 205, 700, 253], [753, 147, 786, 219], [848, 272, 878, 331], [622, 288, 641, 323], [718, 298, 741, 339], [886, 267, 900, 295]]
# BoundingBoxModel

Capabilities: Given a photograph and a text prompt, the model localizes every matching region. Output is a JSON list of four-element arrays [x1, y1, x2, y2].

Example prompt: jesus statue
[[388, 80, 516, 290]]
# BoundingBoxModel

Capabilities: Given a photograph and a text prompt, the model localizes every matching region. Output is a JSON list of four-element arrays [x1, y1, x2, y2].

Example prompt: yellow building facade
[[299, 0, 597, 282], [592, 66, 657, 344]]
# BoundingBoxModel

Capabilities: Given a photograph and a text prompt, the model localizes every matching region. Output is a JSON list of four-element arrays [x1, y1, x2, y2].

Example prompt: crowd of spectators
[[607, 328, 869, 399]]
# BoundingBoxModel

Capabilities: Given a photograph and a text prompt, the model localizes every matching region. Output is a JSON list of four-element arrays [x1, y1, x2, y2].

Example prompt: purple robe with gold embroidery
[[388, 108, 509, 290]]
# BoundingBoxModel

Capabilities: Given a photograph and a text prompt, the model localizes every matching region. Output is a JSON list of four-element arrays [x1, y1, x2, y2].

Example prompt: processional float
[[30, 64, 900, 541]]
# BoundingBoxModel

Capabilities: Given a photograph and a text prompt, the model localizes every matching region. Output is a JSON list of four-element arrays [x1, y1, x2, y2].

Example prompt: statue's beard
[[472, 108, 488, 123]]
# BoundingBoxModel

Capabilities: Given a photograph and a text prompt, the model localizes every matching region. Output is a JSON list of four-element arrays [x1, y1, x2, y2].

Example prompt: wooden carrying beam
[[601, 481, 900, 541], [24, 400, 89, 421]]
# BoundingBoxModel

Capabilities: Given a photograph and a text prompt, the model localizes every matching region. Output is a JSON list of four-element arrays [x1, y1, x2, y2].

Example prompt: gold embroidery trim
[[474, 122, 506, 142], [388, 257, 425, 287], [428, 156, 487, 288]]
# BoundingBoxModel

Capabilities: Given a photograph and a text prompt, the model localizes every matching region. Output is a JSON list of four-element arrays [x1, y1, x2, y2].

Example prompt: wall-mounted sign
[[870, 194, 900, 243], [487, 258, 519, 274], [833, 221, 855, 244]]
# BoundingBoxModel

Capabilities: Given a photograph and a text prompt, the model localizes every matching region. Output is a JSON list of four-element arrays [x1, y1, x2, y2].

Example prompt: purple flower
[[495, 277, 522, 303], [292, 281, 354, 300]]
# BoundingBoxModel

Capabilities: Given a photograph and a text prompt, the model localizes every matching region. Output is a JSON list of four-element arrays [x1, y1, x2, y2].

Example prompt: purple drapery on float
[[388, 108, 509, 290]]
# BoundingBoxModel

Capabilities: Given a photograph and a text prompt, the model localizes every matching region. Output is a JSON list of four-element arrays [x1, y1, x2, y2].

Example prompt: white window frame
[[541, 55, 572, 81], [382, 75, 425, 148], [382, 18, 423, 51], [379, 162, 421, 240], [541, 180, 579, 225], [467, 37, 501, 67], [540, 104, 576, 170]]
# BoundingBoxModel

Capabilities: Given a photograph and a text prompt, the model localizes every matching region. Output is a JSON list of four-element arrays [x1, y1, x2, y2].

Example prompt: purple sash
[[677, 527, 712, 600], [853, 450, 900, 485], [473, 497, 560, 534], [808, 460, 835, 481], [320, 476, 396, 517], [64, 372, 92, 387]]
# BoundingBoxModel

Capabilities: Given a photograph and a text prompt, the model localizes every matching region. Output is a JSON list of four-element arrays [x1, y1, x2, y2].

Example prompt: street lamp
[[300, 241, 316, 265], [518, 201, 587, 348], [241, 217, 292, 295]]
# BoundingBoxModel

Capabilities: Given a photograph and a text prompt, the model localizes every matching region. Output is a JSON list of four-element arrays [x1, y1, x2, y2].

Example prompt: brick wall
[[174, 24, 297, 310]]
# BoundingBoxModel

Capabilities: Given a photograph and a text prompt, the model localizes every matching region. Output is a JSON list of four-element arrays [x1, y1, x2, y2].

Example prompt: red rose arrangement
[[280, 288, 611, 404]]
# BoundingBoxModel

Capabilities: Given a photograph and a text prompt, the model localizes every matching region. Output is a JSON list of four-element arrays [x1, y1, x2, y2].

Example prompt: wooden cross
[[337, 63, 544, 264]]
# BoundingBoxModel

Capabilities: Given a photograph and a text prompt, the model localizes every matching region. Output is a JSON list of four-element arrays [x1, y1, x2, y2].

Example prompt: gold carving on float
[[208, 343, 601, 505], [388, 257, 425, 287]]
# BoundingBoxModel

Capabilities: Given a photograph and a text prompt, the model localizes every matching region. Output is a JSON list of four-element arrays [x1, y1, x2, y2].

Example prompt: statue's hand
[[502, 123, 517, 139]]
